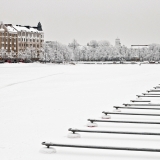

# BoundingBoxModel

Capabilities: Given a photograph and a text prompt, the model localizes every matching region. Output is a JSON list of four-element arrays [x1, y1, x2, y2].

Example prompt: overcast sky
[[1, 0, 160, 47]]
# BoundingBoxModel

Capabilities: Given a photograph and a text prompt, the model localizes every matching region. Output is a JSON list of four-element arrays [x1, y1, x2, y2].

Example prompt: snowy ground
[[1, 63, 160, 160]]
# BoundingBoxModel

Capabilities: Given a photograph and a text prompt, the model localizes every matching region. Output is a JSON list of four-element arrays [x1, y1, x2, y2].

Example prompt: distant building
[[131, 45, 148, 49], [0, 21, 44, 56], [115, 37, 121, 47]]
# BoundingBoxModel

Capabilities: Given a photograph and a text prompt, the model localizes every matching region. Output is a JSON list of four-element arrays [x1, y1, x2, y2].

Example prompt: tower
[[115, 37, 121, 47], [37, 22, 43, 31]]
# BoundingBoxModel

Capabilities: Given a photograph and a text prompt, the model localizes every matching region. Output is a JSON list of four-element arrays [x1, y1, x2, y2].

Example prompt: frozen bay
[[0, 63, 160, 160]]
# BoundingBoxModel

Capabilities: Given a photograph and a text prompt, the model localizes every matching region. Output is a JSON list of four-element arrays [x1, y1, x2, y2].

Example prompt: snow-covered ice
[[1, 63, 160, 160]]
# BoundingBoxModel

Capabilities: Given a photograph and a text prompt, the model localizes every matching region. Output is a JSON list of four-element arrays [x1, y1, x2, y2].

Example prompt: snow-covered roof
[[7, 26, 17, 33], [13, 25, 40, 33], [29, 27, 39, 32], [13, 25, 30, 32]]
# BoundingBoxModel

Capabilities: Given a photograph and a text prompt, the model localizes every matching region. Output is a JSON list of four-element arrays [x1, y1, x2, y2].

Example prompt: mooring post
[[113, 106, 160, 110], [102, 111, 160, 117], [42, 142, 160, 152], [87, 118, 160, 125], [68, 128, 160, 136], [123, 103, 160, 106]]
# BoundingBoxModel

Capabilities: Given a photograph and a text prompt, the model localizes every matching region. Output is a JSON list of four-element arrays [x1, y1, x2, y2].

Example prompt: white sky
[[1, 0, 160, 47]]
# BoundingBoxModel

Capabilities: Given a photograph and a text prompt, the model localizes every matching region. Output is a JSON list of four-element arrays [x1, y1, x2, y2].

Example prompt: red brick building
[[0, 21, 44, 58]]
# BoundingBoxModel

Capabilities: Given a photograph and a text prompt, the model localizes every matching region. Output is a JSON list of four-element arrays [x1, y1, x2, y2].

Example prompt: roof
[[7, 26, 17, 33], [29, 27, 39, 32], [13, 25, 30, 32], [13, 25, 41, 33]]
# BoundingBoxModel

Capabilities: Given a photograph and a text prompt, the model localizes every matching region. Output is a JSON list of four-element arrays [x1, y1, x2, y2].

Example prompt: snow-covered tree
[[87, 40, 98, 48], [98, 40, 110, 47], [0, 49, 6, 59]]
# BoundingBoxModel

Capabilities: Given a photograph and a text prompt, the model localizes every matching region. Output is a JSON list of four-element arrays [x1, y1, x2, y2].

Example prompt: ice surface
[[67, 133, 81, 138], [0, 63, 160, 160], [101, 114, 111, 119], [39, 147, 56, 154]]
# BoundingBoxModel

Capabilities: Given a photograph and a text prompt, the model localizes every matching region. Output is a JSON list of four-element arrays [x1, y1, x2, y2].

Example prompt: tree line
[[44, 40, 160, 62], [0, 40, 160, 62]]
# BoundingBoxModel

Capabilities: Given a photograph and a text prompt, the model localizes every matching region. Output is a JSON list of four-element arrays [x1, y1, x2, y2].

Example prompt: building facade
[[0, 21, 44, 59]]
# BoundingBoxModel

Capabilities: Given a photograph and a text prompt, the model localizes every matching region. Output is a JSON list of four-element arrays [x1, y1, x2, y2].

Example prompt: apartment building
[[0, 21, 44, 57]]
